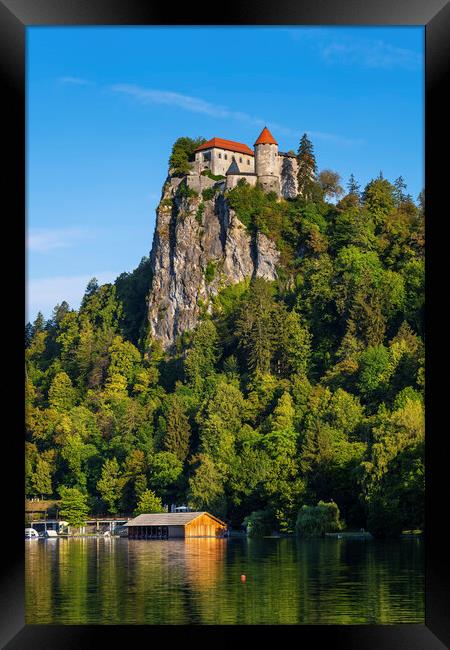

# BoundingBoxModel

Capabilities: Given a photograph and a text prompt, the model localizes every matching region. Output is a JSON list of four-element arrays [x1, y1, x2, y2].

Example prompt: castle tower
[[254, 126, 280, 194]]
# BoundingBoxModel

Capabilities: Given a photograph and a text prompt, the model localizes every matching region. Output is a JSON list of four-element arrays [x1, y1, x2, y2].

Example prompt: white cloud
[[110, 84, 362, 147], [110, 84, 265, 126], [59, 76, 93, 85], [321, 39, 422, 70], [26, 271, 119, 321], [27, 228, 94, 253], [287, 29, 422, 70]]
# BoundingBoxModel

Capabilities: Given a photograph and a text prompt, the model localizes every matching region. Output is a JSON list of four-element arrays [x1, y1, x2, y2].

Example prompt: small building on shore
[[125, 512, 227, 539]]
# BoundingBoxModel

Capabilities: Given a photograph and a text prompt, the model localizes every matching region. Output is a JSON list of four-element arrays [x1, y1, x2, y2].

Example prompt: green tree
[[296, 501, 343, 537], [393, 176, 407, 206], [361, 399, 424, 536], [31, 455, 53, 499], [362, 177, 395, 228], [107, 336, 141, 387], [161, 394, 192, 462], [148, 451, 183, 496], [184, 320, 218, 390], [169, 136, 206, 175], [96, 457, 124, 513], [59, 486, 90, 527], [297, 133, 317, 199], [236, 278, 279, 374], [243, 510, 275, 537], [48, 371, 77, 412], [134, 489, 163, 515], [276, 310, 311, 377], [347, 173, 361, 198], [188, 454, 226, 517]]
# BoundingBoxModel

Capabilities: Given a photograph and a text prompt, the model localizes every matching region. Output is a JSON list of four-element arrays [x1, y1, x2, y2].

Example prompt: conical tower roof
[[254, 126, 278, 146]]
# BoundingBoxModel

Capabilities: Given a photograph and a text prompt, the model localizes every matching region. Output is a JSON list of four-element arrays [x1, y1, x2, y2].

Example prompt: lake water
[[25, 536, 424, 625]]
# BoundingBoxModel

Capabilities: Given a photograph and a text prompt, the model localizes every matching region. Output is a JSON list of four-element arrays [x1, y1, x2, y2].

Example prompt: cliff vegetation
[[25, 137, 424, 537]]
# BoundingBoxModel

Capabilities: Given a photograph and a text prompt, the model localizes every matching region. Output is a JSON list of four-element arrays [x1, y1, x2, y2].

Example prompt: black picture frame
[[2, 0, 449, 647]]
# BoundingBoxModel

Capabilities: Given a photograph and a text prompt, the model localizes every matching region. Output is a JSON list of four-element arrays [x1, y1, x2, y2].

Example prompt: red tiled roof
[[254, 126, 278, 146], [195, 137, 254, 157]]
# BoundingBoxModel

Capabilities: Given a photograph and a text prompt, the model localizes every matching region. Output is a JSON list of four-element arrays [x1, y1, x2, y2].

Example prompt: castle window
[[224, 154, 228, 160], [247, 159, 250, 165], [239, 157, 243, 163], [218, 153, 222, 158]]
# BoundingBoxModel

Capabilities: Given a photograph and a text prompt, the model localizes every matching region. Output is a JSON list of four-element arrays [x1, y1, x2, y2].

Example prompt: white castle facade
[[189, 127, 299, 199]]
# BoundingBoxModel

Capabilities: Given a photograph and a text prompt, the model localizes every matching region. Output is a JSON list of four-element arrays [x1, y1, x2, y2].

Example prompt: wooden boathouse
[[125, 512, 227, 539]]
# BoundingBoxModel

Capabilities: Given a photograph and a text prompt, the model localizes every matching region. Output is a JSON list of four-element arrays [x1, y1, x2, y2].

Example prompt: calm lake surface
[[25, 536, 424, 624]]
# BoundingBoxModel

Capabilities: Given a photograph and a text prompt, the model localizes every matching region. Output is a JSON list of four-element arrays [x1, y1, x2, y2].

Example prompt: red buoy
[[240, 574, 246, 582]]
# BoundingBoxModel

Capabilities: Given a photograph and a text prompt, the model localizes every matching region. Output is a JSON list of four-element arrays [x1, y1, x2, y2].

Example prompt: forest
[[25, 135, 424, 537]]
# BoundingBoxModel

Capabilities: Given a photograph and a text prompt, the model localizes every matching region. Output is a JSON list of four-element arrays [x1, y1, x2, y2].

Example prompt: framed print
[[2, 0, 449, 647]]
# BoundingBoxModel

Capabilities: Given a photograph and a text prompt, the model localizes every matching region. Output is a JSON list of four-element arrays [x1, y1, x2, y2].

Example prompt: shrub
[[177, 182, 199, 199], [243, 509, 275, 537], [201, 170, 226, 181], [196, 202, 205, 225], [202, 187, 216, 201], [295, 501, 344, 537], [204, 261, 217, 283]]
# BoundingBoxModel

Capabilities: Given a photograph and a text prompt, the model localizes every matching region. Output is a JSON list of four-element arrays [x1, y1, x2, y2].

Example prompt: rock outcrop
[[147, 176, 280, 349]]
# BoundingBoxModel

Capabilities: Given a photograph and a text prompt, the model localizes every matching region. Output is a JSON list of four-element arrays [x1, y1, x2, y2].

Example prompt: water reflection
[[25, 537, 424, 625]]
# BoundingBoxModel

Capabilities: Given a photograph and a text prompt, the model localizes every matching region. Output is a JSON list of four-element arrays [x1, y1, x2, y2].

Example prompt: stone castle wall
[[195, 148, 255, 176]]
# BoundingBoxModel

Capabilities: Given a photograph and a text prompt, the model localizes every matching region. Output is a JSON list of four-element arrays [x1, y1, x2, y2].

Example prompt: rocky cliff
[[148, 176, 280, 349]]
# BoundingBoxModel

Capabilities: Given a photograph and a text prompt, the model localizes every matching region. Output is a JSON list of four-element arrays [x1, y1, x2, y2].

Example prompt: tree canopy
[[25, 165, 424, 537]]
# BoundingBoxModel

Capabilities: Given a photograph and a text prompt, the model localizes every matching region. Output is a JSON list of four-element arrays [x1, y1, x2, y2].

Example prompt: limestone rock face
[[147, 178, 280, 349]]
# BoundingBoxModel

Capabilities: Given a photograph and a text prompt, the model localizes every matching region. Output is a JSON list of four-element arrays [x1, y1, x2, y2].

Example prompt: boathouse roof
[[125, 511, 226, 527]]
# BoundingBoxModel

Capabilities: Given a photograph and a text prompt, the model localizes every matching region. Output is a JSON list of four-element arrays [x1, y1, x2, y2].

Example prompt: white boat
[[42, 529, 58, 538], [25, 528, 39, 539]]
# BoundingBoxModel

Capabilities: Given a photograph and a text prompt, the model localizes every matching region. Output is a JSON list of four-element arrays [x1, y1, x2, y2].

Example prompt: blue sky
[[27, 26, 424, 322]]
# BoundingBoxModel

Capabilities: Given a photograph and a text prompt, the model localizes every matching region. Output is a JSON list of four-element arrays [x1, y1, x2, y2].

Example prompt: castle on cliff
[[150, 126, 301, 348], [188, 126, 299, 199]]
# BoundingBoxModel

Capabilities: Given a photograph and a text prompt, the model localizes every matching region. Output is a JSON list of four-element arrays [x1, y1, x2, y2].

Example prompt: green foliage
[[184, 320, 218, 390], [96, 457, 125, 514], [204, 260, 217, 284], [202, 187, 215, 201], [25, 166, 424, 537], [31, 455, 53, 498], [114, 257, 153, 348], [58, 486, 90, 527], [169, 136, 205, 175], [177, 182, 199, 198], [243, 510, 275, 537], [148, 451, 183, 496], [134, 489, 163, 515], [362, 177, 395, 227], [296, 501, 343, 537], [188, 454, 226, 518], [48, 372, 77, 412], [161, 394, 192, 462], [195, 201, 205, 225], [297, 133, 318, 200], [201, 169, 226, 181]]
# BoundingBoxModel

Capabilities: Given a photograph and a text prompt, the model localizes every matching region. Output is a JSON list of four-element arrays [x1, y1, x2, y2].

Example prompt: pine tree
[[297, 133, 317, 200], [393, 176, 407, 206], [347, 173, 361, 198], [163, 395, 192, 463]]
